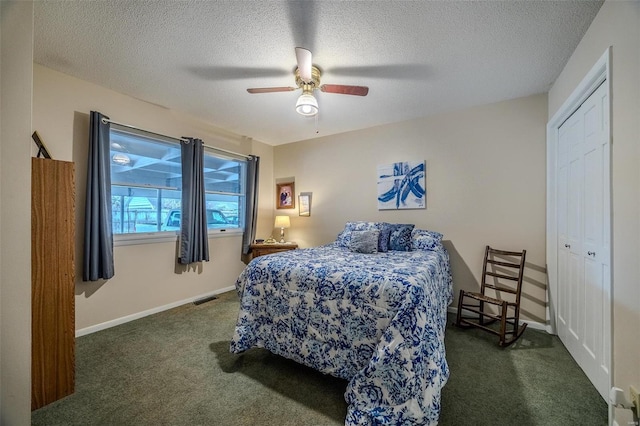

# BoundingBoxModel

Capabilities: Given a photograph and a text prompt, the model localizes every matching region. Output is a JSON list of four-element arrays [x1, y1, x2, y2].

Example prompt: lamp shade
[[274, 215, 290, 229], [295, 93, 318, 117]]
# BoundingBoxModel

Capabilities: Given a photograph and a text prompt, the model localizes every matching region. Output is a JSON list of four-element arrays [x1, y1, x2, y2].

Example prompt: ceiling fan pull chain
[[315, 113, 319, 134]]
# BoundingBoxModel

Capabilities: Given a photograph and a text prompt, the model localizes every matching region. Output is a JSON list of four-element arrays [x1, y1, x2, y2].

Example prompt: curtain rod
[[100, 117, 252, 160]]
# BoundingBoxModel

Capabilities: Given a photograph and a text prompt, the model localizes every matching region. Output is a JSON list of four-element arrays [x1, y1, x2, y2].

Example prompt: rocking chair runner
[[455, 246, 527, 346]]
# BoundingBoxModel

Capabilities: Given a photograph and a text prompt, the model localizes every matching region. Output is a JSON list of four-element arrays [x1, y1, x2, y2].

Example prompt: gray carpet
[[32, 291, 607, 425]]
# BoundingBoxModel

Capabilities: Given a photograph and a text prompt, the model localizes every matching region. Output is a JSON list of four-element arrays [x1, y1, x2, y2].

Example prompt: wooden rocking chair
[[455, 246, 527, 347]]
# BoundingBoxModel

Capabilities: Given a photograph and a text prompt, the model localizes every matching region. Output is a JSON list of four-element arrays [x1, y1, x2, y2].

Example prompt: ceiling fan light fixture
[[295, 92, 318, 117]]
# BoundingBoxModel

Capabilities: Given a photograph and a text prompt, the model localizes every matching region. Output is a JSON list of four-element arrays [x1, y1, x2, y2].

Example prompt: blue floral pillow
[[349, 230, 380, 254], [388, 224, 415, 251], [335, 221, 380, 247], [378, 222, 392, 252], [411, 229, 443, 251]]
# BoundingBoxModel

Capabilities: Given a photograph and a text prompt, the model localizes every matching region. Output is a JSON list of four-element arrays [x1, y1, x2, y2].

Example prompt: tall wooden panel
[[31, 157, 75, 410]]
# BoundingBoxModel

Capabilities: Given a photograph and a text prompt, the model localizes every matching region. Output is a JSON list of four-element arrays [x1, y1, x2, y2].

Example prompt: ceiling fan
[[247, 47, 369, 117]]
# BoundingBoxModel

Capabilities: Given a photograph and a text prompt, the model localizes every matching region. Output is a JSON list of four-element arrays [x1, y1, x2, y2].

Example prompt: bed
[[231, 223, 453, 425]]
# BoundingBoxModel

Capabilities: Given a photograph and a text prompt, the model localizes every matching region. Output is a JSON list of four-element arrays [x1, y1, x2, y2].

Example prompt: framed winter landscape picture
[[377, 161, 426, 210]]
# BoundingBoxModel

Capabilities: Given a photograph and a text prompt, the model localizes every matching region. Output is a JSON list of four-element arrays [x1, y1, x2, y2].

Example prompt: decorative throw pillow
[[349, 230, 380, 254], [335, 223, 356, 247], [388, 224, 415, 251], [335, 221, 381, 247], [378, 222, 392, 252], [335, 229, 350, 247], [411, 229, 443, 251]]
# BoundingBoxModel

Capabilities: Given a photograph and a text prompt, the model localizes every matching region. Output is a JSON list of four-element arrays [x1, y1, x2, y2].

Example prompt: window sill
[[114, 228, 243, 247]]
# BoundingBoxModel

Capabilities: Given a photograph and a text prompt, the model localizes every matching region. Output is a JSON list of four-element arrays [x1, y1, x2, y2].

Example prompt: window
[[109, 127, 246, 241]]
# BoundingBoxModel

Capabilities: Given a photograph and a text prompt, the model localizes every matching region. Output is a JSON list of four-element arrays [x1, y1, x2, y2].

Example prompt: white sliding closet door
[[556, 81, 610, 401]]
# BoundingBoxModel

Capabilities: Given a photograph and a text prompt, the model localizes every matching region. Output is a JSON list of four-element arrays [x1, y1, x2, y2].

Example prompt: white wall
[[548, 1, 640, 424], [32, 65, 274, 331], [0, 1, 34, 424], [274, 94, 548, 323]]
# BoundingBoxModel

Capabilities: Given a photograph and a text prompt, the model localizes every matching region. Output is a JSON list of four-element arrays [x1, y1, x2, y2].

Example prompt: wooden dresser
[[250, 242, 298, 259], [31, 158, 75, 410]]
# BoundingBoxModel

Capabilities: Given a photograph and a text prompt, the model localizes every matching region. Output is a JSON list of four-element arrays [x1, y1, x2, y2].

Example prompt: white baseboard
[[76, 285, 236, 337], [447, 306, 548, 332]]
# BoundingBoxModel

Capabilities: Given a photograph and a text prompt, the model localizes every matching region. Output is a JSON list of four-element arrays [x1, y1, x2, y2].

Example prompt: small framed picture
[[276, 182, 295, 209], [299, 192, 311, 216]]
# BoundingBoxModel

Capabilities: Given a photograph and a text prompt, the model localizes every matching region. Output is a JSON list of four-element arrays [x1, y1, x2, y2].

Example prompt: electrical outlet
[[631, 385, 640, 411]]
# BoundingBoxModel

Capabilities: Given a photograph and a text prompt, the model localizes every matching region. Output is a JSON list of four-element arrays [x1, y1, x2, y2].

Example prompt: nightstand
[[250, 242, 298, 259]]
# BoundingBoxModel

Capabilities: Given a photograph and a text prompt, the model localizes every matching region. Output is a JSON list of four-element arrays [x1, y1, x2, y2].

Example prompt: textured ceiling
[[34, 1, 603, 146]]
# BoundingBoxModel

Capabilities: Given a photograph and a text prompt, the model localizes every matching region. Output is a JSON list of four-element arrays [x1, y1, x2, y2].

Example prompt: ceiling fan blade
[[320, 84, 369, 96], [295, 47, 313, 82], [247, 87, 297, 94]]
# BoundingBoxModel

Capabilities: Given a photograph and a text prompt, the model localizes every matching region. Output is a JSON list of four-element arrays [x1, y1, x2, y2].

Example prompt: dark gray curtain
[[179, 138, 209, 264], [242, 156, 260, 255], [83, 111, 115, 281]]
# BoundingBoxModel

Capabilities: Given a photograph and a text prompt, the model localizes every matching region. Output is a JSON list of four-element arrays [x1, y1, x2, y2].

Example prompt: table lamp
[[274, 215, 290, 243]]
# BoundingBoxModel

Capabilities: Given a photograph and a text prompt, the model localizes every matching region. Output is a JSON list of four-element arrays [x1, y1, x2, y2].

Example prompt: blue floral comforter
[[231, 244, 453, 425]]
